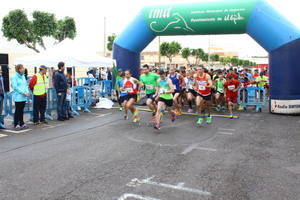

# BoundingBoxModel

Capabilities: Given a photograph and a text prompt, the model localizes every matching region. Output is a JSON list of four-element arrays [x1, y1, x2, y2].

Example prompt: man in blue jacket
[[54, 62, 68, 121], [0, 67, 6, 129]]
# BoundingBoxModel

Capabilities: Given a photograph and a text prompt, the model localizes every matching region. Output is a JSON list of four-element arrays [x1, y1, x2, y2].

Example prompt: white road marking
[[181, 143, 199, 155], [118, 193, 160, 200], [194, 147, 217, 152], [219, 128, 236, 132], [182, 143, 217, 154], [3, 129, 32, 134], [96, 113, 112, 118], [0, 134, 8, 138], [218, 132, 234, 135], [127, 177, 211, 196]]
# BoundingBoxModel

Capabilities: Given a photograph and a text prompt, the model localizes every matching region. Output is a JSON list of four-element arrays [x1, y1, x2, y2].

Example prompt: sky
[[0, 0, 300, 58]]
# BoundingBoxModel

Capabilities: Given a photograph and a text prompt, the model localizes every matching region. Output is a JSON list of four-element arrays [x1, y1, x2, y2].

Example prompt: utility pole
[[103, 17, 106, 57], [208, 35, 211, 65], [158, 36, 161, 66]]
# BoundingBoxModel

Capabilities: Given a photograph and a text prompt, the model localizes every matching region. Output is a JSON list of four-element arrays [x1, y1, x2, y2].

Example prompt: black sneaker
[[57, 118, 65, 121], [41, 121, 48, 125], [68, 115, 74, 119], [63, 117, 70, 120]]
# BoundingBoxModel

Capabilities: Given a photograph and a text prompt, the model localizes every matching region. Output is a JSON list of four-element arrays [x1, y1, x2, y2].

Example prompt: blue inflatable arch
[[113, 0, 300, 114]]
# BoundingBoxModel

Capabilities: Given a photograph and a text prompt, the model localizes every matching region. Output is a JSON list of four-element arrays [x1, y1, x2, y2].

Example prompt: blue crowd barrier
[[99, 80, 113, 97], [45, 88, 57, 120], [70, 86, 93, 115], [238, 87, 266, 112], [77, 78, 99, 87], [4, 92, 33, 120]]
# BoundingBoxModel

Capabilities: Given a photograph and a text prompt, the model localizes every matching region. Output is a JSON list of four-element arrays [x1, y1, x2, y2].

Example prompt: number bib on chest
[[228, 85, 235, 90], [198, 81, 207, 91], [146, 85, 154, 90], [125, 88, 134, 93], [159, 88, 168, 94]]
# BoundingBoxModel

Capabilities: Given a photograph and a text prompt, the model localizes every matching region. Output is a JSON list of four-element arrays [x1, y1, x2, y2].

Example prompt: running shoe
[[196, 118, 203, 125], [14, 125, 21, 131], [154, 123, 161, 130], [187, 108, 193, 113], [170, 111, 176, 122], [124, 115, 128, 120], [206, 116, 212, 124], [133, 115, 141, 123], [119, 107, 123, 111], [176, 110, 182, 116], [20, 124, 29, 129]]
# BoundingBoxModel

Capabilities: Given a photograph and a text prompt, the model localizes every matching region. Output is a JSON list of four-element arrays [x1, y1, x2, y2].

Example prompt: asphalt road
[[0, 107, 299, 200]]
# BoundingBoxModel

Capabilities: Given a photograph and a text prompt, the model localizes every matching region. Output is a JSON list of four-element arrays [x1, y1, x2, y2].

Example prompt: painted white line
[[127, 177, 211, 196], [0, 134, 8, 138], [194, 147, 217, 152], [96, 113, 112, 118], [219, 128, 236, 132], [3, 129, 32, 134], [181, 143, 199, 155], [218, 132, 234, 135], [118, 193, 160, 200]]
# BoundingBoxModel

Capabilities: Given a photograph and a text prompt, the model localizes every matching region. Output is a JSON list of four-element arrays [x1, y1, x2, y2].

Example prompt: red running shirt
[[123, 78, 138, 95], [224, 80, 241, 98], [195, 73, 211, 96]]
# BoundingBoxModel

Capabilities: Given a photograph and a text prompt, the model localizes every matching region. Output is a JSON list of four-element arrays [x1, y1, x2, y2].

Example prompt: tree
[[54, 17, 76, 44], [2, 9, 76, 53], [210, 54, 220, 62], [107, 34, 116, 51], [202, 53, 209, 62], [160, 41, 182, 64], [191, 48, 204, 64], [230, 57, 239, 66], [181, 48, 191, 65]]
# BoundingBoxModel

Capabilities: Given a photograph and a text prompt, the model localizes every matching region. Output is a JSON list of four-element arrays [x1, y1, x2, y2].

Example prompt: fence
[[238, 87, 266, 112]]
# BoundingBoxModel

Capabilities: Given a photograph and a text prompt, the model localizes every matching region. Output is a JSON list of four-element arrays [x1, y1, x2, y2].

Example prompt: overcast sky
[[0, 0, 300, 58]]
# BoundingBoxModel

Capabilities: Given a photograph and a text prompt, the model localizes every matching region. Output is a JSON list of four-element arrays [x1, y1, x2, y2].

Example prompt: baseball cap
[[39, 65, 48, 70]]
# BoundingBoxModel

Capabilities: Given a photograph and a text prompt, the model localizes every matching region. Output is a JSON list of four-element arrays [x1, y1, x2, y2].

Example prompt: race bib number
[[146, 85, 154, 90], [218, 88, 224, 93], [125, 88, 134, 93], [159, 88, 167, 94], [198, 84, 206, 91], [228, 85, 235, 90]]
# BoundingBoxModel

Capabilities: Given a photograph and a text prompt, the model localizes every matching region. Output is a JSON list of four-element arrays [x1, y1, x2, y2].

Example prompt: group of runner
[[116, 65, 269, 130]]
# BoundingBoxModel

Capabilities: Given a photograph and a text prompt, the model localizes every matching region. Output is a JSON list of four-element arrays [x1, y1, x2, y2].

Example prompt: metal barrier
[[77, 78, 98, 87], [99, 80, 113, 97], [45, 88, 57, 120], [238, 87, 266, 112], [70, 86, 93, 115], [4, 92, 34, 119]]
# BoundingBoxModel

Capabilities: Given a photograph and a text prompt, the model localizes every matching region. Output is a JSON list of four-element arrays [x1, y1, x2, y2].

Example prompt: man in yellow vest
[[29, 65, 49, 125]]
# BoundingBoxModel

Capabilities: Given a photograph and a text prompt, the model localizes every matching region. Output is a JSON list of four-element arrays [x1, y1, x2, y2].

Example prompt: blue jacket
[[54, 70, 68, 93], [11, 73, 30, 102]]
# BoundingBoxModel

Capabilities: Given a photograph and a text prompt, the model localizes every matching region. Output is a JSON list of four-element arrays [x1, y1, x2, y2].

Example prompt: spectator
[[100, 67, 107, 80], [11, 64, 30, 130], [29, 65, 49, 125], [107, 67, 113, 81], [0, 67, 6, 129], [54, 62, 68, 121]]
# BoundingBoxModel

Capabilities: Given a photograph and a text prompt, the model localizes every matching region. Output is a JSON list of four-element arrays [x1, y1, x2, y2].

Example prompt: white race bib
[[146, 85, 154, 90], [228, 85, 235, 90], [159, 88, 168, 94], [125, 88, 134, 93]]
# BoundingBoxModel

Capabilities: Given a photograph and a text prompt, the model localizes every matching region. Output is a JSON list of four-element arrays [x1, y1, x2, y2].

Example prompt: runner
[[168, 67, 185, 115], [154, 70, 175, 130], [115, 69, 124, 111], [185, 70, 196, 113], [224, 75, 241, 118], [120, 70, 141, 122], [139, 64, 160, 121], [194, 66, 213, 125], [117, 72, 128, 113], [214, 71, 226, 111]]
